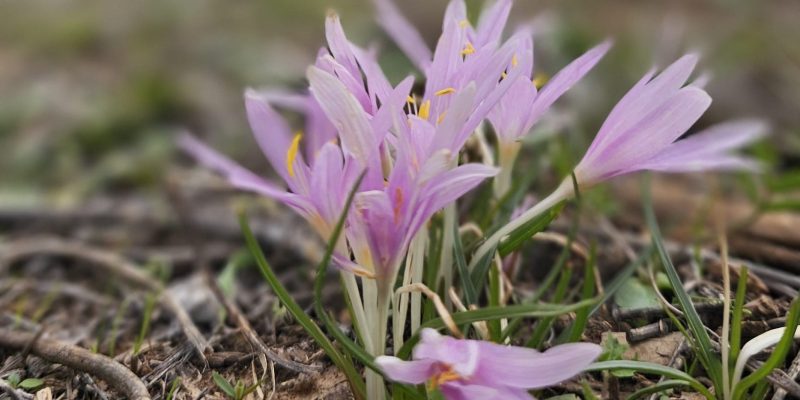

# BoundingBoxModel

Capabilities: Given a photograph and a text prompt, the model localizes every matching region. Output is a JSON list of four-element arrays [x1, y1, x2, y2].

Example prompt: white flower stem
[[410, 229, 427, 333], [362, 278, 384, 400], [439, 203, 456, 309], [341, 271, 373, 353], [720, 236, 731, 400], [468, 177, 574, 272]]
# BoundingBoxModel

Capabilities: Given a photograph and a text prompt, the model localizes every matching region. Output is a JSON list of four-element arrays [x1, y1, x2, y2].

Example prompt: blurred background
[[0, 0, 798, 209]]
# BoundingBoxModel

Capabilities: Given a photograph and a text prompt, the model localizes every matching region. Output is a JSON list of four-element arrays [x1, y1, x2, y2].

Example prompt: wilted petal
[[376, 356, 438, 384], [373, 0, 432, 71], [474, 342, 602, 389]]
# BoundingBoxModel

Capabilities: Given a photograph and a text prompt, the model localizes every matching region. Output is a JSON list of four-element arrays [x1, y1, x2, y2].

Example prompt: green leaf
[[6, 372, 20, 387], [398, 298, 597, 359], [452, 218, 477, 306], [730, 266, 748, 363], [566, 244, 596, 342], [643, 177, 722, 391], [584, 360, 713, 399], [212, 372, 236, 398], [614, 277, 661, 310], [497, 202, 564, 257], [732, 299, 800, 399], [239, 214, 366, 399], [18, 378, 43, 390], [626, 379, 691, 400]]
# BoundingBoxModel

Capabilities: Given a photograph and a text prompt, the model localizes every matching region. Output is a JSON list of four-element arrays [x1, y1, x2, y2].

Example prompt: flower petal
[[440, 383, 534, 400], [325, 12, 361, 80], [177, 133, 311, 212], [474, 342, 602, 389], [307, 65, 376, 167], [579, 86, 711, 183], [527, 40, 611, 125], [376, 356, 438, 384], [474, 0, 512, 47], [372, 0, 432, 71]]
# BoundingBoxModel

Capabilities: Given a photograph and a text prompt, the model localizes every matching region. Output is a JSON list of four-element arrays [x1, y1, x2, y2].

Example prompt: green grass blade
[[566, 244, 596, 342], [526, 267, 573, 348], [584, 360, 713, 399], [398, 298, 597, 359], [239, 214, 366, 399], [626, 379, 692, 400], [730, 266, 748, 364], [452, 218, 477, 306], [643, 178, 722, 390], [496, 202, 565, 257], [732, 299, 800, 399]]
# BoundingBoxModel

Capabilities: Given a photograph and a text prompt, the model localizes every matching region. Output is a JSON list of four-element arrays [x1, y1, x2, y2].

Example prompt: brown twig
[[0, 379, 33, 400], [0, 237, 209, 362], [0, 328, 150, 400], [771, 349, 800, 400], [204, 272, 321, 373]]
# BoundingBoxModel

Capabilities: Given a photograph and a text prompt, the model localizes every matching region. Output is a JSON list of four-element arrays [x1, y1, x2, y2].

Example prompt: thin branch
[[0, 328, 149, 400]]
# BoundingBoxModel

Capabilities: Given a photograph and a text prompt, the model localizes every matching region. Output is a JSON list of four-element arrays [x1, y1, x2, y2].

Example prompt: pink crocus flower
[[487, 39, 611, 194], [469, 54, 767, 270], [376, 328, 602, 400]]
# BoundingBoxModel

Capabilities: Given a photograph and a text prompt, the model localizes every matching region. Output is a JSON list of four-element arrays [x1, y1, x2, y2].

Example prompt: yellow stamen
[[427, 366, 461, 390], [434, 87, 456, 96], [418, 100, 431, 120], [286, 131, 303, 178], [436, 111, 447, 125], [511, 54, 519, 67], [533, 73, 549, 89], [406, 95, 416, 104], [501, 71, 508, 79], [458, 19, 470, 28], [460, 42, 475, 56]]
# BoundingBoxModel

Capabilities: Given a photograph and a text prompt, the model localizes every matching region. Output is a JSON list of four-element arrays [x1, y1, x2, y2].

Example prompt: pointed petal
[[177, 133, 311, 212], [307, 66, 376, 167], [474, 342, 602, 389], [579, 87, 712, 182], [325, 12, 361, 80], [372, 0, 432, 71], [527, 40, 611, 124], [424, 163, 498, 212], [376, 356, 437, 384], [244, 90, 299, 185], [475, 0, 512, 47]]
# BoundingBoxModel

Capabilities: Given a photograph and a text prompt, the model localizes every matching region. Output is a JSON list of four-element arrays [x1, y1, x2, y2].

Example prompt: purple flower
[[373, 0, 527, 154], [487, 40, 612, 144], [376, 328, 601, 400], [574, 54, 766, 187], [468, 54, 766, 271], [178, 92, 368, 276]]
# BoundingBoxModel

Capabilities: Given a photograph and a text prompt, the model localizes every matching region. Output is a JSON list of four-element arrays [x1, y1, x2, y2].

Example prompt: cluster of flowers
[[181, 0, 764, 398]]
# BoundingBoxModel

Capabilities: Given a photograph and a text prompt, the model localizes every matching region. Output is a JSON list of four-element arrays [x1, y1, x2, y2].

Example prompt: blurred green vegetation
[[0, 0, 797, 206]]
